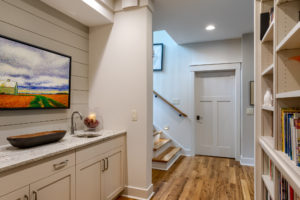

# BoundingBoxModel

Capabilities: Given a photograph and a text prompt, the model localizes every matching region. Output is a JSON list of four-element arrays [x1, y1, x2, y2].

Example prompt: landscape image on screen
[[0, 36, 70, 109]]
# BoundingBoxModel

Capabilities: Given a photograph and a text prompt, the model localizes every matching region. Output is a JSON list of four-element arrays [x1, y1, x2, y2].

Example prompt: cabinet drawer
[[0, 151, 75, 197], [76, 136, 125, 164]]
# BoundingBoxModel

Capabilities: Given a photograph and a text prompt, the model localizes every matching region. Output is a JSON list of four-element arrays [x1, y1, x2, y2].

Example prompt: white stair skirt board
[[152, 152, 182, 171], [240, 156, 255, 166], [122, 184, 154, 200]]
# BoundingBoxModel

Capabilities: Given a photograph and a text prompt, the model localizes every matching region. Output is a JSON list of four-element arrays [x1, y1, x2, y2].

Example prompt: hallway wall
[[89, 7, 153, 199], [241, 33, 255, 163], [0, 0, 89, 146], [153, 31, 254, 164]]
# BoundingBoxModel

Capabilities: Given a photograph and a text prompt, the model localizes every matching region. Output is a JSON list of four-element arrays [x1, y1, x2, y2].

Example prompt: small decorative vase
[[264, 88, 273, 107], [84, 108, 103, 132]]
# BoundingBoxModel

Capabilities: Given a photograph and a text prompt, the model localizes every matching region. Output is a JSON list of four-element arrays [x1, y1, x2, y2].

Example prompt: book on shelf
[[269, 7, 274, 25], [260, 7, 274, 40], [281, 109, 300, 166], [270, 159, 275, 181], [280, 176, 300, 200], [260, 12, 270, 40], [295, 115, 300, 166]]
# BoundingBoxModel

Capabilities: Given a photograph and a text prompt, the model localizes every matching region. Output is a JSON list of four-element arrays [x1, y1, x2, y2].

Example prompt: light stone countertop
[[0, 129, 126, 173]]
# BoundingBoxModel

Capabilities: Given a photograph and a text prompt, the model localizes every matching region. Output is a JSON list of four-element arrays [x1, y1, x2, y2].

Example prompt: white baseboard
[[121, 193, 155, 200], [122, 184, 154, 200], [240, 156, 255, 166]]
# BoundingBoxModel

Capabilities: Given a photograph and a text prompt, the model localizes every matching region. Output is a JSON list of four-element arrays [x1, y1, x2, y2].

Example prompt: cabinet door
[[76, 155, 105, 200], [0, 186, 29, 200], [102, 147, 124, 200], [30, 167, 75, 200]]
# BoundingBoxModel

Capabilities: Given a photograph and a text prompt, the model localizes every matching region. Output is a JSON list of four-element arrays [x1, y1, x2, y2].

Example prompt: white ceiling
[[153, 0, 254, 44]]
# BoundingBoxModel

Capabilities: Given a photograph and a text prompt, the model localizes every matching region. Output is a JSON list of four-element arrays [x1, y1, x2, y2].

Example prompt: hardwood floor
[[119, 155, 254, 200]]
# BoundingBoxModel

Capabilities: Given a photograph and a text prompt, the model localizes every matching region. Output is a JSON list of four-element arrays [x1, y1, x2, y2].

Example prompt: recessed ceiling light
[[206, 25, 216, 31]]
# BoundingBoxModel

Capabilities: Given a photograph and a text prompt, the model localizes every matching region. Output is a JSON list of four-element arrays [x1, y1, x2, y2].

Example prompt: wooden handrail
[[153, 90, 188, 117]]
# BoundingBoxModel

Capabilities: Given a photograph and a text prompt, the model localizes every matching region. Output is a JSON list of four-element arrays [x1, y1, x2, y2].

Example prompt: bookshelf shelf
[[260, 136, 275, 149], [277, 22, 300, 51], [261, 64, 274, 76], [262, 175, 275, 199], [262, 105, 274, 111], [259, 137, 300, 195], [276, 90, 300, 99], [262, 21, 274, 43]]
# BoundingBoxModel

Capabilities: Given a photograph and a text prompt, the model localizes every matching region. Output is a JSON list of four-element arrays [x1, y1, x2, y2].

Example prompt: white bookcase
[[255, 0, 300, 199]]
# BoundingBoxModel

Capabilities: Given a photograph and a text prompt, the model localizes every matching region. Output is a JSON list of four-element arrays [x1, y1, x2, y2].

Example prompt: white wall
[[89, 6, 153, 199], [0, 0, 89, 145], [153, 31, 254, 162], [241, 33, 255, 162]]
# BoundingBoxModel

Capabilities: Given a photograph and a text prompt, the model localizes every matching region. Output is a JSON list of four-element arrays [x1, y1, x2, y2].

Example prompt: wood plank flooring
[[118, 156, 254, 200]]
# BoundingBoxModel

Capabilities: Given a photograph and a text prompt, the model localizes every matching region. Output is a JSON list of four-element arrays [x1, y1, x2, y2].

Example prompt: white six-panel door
[[195, 70, 236, 158]]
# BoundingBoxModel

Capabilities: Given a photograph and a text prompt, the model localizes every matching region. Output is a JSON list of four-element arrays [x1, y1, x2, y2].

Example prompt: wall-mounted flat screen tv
[[0, 35, 71, 110]]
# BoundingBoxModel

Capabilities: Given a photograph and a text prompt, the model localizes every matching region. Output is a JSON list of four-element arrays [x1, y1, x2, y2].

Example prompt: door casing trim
[[189, 62, 241, 161]]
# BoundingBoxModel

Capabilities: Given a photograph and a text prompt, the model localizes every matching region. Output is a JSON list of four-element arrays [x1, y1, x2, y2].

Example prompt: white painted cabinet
[[76, 155, 104, 200], [0, 162, 75, 200], [76, 146, 125, 200], [0, 135, 125, 200], [101, 147, 124, 200], [30, 167, 75, 200], [0, 186, 29, 200]]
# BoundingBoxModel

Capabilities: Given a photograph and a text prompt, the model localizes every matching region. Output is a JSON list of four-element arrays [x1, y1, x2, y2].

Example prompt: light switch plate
[[131, 109, 138, 121], [172, 98, 180, 105], [246, 108, 254, 115]]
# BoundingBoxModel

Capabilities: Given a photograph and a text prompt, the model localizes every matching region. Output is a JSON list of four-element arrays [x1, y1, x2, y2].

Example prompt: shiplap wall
[[0, 0, 89, 145]]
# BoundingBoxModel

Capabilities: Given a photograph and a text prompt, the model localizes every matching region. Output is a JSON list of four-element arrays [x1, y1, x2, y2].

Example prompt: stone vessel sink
[[7, 130, 67, 148]]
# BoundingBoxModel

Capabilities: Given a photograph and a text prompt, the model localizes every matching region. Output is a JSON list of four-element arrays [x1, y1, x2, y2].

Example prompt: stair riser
[[152, 152, 181, 171], [153, 141, 172, 158], [153, 134, 161, 145], [153, 132, 168, 144]]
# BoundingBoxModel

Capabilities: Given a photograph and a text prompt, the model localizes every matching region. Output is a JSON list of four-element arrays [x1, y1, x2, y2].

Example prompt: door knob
[[196, 115, 200, 120]]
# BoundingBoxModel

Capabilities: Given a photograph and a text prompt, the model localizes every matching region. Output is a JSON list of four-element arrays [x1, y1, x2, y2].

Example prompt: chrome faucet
[[71, 111, 83, 135]]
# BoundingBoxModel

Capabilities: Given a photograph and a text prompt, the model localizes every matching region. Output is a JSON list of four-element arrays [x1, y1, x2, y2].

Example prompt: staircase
[[152, 127, 181, 170]]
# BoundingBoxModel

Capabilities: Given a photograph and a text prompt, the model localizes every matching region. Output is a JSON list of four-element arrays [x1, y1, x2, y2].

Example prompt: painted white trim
[[190, 62, 242, 72], [122, 193, 155, 200], [152, 153, 182, 171], [122, 184, 154, 200], [240, 156, 255, 166], [190, 62, 242, 161]]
